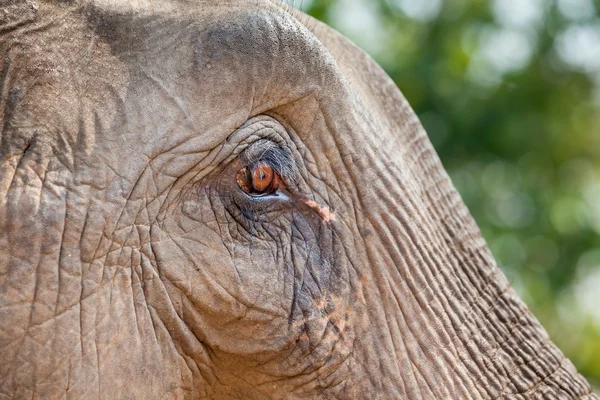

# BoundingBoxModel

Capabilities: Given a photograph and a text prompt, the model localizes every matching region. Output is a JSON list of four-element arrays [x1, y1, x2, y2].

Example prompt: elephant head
[[0, 0, 597, 398]]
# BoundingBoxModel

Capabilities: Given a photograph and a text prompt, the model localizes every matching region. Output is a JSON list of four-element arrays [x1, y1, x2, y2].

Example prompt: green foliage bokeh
[[294, 0, 600, 388]]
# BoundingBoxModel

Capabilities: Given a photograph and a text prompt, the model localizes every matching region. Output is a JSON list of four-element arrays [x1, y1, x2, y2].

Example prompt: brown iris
[[236, 162, 279, 195]]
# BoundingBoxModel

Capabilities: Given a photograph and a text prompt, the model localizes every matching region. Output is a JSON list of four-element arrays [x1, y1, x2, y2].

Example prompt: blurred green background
[[288, 0, 600, 389]]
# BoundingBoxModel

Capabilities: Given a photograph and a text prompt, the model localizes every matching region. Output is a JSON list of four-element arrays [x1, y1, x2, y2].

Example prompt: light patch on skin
[[302, 199, 336, 223]]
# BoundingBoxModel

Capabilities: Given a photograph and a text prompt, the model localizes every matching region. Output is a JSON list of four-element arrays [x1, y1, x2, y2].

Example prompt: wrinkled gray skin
[[0, 0, 597, 399]]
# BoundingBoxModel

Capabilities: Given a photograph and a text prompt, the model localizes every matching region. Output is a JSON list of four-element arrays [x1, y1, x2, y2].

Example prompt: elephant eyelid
[[242, 140, 298, 185]]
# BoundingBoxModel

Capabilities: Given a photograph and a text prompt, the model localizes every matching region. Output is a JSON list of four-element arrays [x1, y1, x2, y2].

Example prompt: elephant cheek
[[148, 223, 297, 355]]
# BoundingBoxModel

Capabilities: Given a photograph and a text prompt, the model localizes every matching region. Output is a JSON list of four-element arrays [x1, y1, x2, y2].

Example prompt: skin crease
[[0, 0, 598, 399]]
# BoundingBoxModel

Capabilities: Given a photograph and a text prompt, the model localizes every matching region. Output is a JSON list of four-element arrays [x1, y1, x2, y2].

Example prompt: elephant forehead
[[86, 2, 343, 157], [2, 1, 348, 181]]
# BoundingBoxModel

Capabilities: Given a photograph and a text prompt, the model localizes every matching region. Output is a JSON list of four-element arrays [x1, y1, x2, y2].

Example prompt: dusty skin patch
[[302, 199, 336, 223], [280, 186, 336, 223]]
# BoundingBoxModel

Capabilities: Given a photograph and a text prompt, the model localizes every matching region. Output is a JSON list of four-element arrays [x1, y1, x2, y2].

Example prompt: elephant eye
[[236, 162, 280, 196]]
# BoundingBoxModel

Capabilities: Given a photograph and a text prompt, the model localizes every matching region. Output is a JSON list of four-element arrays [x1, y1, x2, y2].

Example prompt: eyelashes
[[235, 140, 298, 198]]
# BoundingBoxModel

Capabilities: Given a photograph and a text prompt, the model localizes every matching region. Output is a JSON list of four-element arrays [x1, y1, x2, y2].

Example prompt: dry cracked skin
[[0, 0, 598, 399]]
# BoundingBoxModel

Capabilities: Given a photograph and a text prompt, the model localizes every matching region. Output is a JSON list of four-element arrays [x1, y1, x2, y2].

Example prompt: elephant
[[0, 0, 597, 398]]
